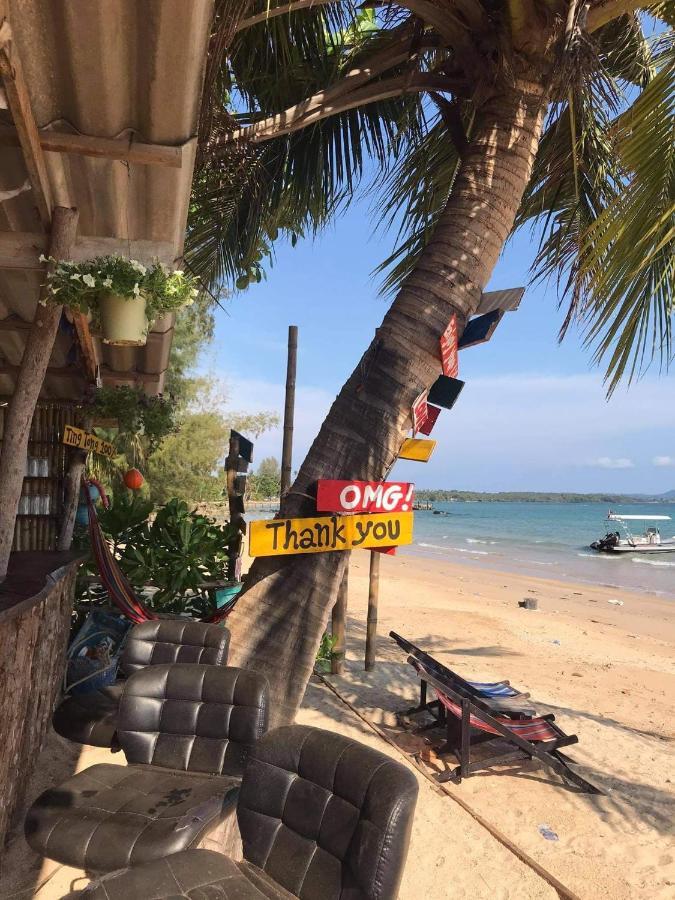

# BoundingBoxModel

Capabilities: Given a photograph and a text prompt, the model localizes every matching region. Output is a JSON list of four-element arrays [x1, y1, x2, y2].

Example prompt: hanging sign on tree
[[398, 438, 436, 462], [412, 391, 442, 436], [249, 511, 413, 557], [440, 315, 459, 378], [62, 425, 115, 459], [317, 480, 415, 514]]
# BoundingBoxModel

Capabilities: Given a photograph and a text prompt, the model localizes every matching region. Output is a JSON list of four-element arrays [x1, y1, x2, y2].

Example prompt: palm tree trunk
[[226, 78, 548, 726]]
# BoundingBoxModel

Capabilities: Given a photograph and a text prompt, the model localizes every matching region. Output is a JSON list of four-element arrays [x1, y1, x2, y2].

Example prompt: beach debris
[[607, 599, 624, 606], [538, 825, 559, 841], [572, 672, 583, 677], [551, 639, 561, 645], [519, 597, 538, 610]]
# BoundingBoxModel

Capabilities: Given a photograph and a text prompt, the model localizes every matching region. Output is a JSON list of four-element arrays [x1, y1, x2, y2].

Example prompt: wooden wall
[[0, 555, 79, 848]]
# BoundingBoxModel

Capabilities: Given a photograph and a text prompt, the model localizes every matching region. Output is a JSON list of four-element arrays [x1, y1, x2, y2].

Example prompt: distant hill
[[415, 490, 675, 503]]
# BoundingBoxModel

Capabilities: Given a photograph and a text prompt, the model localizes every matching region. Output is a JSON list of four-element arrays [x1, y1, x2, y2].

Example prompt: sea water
[[405, 501, 675, 598]]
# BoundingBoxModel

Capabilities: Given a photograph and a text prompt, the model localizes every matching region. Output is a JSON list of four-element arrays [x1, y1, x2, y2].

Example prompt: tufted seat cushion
[[25, 766, 239, 872], [65, 850, 295, 899], [27, 664, 269, 874], [53, 621, 230, 749]]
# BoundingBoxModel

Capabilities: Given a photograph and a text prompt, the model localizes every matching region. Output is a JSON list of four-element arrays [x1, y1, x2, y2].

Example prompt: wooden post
[[226, 431, 247, 581], [365, 550, 380, 671], [0, 207, 79, 577], [280, 325, 298, 498], [331, 564, 348, 675], [57, 415, 90, 552]]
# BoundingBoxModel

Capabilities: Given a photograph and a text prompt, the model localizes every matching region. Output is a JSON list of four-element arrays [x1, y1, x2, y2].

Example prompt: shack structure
[[0, 0, 214, 848]]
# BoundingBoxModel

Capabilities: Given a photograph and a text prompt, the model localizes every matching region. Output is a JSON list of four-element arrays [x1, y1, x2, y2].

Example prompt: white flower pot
[[99, 292, 149, 346]]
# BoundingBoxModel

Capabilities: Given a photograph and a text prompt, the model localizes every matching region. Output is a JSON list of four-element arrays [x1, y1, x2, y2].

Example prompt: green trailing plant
[[315, 632, 338, 674], [91, 386, 177, 453], [42, 255, 199, 330]]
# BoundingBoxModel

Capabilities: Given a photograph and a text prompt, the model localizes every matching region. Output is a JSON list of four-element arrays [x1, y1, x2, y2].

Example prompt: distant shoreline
[[415, 491, 675, 504]]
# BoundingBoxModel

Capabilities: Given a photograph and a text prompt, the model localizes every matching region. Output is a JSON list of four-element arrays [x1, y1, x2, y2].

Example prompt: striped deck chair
[[85, 488, 238, 625], [389, 631, 535, 718], [409, 658, 601, 793]]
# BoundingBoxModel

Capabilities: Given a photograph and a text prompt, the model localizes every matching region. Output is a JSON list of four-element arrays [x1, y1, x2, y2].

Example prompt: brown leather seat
[[26, 663, 268, 873], [65, 725, 419, 898], [53, 619, 230, 748]]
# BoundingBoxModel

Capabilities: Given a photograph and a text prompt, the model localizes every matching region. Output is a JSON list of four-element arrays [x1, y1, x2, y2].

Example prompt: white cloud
[[653, 456, 675, 467], [590, 457, 635, 470]]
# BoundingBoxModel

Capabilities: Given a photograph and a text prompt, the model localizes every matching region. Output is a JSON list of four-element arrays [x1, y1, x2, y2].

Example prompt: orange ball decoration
[[123, 468, 144, 491]]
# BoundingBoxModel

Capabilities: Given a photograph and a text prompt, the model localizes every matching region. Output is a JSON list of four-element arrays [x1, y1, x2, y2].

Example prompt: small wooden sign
[[62, 425, 115, 459], [459, 309, 503, 349], [399, 438, 436, 462], [317, 480, 415, 514], [440, 315, 459, 378], [427, 375, 464, 410], [249, 511, 413, 557], [412, 391, 441, 436], [231, 430, 254, 463]]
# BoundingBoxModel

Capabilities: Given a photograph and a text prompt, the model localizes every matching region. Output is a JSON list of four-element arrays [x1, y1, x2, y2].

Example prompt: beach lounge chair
[[409, 657, 601, 793], [26, 664, 269, 873], [65, 725, 419, 899], [53, 618, 230, 749], [389, 631, 535, 717]]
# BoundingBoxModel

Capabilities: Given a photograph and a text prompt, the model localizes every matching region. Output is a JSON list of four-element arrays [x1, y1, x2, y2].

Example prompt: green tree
[[190, 0, 675, 725], [248, 456, 282, 499]]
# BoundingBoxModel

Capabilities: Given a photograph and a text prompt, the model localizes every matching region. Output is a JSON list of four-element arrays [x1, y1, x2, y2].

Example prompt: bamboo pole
[[280, 325, 298, 498], [331, 564, 348, 675], [57, 413, 90, 551], [365, 550, 380, 671], [0, 207, 79, 576]]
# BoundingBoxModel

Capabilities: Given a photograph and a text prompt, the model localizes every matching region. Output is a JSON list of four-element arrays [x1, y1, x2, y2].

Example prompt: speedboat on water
[[590, 511, 675, 554]]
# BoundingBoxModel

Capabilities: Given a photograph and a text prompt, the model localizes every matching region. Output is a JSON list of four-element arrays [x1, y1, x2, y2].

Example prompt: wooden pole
[[226, 431, 247, 581], [365, 550, 380, 670], [280, 325, 298, 498], [57, 414, 90, 551], [0, 207, 79, 577], [331, 564, 348, 675]]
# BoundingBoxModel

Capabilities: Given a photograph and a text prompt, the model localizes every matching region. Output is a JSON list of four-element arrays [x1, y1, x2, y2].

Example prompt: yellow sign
[[399, 438, 436, 462], [62, 425, 116, 459], [249, 512, 414, 557]]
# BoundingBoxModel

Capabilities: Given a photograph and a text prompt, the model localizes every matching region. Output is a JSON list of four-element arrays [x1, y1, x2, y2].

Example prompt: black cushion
[[118, 664, 269, 775], [120, 620, 230, 676], [64, 850, 294, 899], [237, 725, 419, 900], [52, 621, 230, 749], [27, 664, 269, 873], [52, 684, 122, 747], [26, 766, 239, 872]]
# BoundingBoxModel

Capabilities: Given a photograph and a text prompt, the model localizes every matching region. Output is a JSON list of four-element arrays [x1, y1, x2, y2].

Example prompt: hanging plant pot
[[99, 291, 149, 346]]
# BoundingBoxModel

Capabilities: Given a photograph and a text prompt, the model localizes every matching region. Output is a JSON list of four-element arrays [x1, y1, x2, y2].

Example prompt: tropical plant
[[91, 386, 177, 452], [189, 0, 675, 725], [43, 256, 199, 330]]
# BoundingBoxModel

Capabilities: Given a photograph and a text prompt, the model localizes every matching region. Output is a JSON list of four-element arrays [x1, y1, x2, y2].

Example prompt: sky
[[200, 194, 675, 495]]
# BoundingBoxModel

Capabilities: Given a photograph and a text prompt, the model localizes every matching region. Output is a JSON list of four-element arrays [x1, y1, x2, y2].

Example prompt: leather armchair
[[53, 619, 230, 748], [26, 663, 268, 873], [64, 724, 419, 898]]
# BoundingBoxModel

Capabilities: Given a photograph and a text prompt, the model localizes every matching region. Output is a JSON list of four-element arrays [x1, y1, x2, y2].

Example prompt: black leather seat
[[53, 619, 230, 748], [66, 725, 419, 898], [26, 663, 269, 873]]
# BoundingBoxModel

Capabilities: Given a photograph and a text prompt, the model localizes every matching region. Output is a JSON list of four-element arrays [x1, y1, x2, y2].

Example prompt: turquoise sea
[[404, 501, 675, 598]]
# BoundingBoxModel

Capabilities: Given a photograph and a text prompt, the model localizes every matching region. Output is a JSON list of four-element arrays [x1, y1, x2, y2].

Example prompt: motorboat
[[590, 511, 675, 554]]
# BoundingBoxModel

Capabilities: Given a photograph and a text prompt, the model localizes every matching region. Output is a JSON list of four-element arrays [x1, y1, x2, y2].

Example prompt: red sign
[[440, 315, 459, 378], [412, 391, 441, 436], [317, 480, 415, 514]]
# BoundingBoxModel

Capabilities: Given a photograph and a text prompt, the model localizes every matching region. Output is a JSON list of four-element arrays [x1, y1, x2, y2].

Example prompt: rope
[[315, 673, 582, 900]]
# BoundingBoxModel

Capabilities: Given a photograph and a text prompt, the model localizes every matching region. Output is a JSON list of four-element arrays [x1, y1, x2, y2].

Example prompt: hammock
[[84, 484, 237, 624]]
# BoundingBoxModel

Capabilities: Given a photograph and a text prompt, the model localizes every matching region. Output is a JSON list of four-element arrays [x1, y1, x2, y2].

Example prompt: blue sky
[[202, 195, 675, 494]]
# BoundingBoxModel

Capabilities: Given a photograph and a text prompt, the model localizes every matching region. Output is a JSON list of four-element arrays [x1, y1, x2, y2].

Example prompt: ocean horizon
[[403, 500, 675, 598]]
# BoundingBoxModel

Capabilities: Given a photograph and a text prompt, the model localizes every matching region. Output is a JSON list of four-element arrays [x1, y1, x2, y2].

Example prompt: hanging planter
[[41, 254, 199, 348], [98, 291, 148, 346]]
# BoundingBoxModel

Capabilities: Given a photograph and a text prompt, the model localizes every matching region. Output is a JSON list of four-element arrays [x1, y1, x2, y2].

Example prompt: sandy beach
[[2, 554, 673, 899]]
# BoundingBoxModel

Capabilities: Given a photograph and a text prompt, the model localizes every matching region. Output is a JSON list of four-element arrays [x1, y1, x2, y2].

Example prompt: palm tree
[[188, 0, 674, 725]]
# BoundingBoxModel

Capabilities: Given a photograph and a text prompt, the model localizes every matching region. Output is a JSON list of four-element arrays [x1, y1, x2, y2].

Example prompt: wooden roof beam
[[0, 124, 192, 168], [0, 18, 52, 228], [0, 231, 176, 269]]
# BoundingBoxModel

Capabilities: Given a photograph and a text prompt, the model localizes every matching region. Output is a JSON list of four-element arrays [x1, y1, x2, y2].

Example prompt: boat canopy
[[608, 513, 672, 521]]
